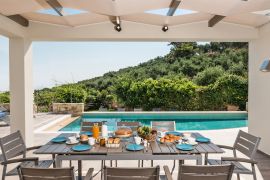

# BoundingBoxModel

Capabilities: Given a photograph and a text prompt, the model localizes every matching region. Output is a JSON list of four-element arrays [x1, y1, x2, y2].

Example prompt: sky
[[0, 36, 171, 91]]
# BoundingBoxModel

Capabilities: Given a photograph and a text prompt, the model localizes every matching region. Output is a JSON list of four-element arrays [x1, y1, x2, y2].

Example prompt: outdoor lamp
[[260, 59, 270, 72]]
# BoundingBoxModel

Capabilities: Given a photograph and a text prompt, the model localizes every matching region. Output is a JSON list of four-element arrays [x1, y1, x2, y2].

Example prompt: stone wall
[[52, 103, 84, 116], [0, 103, 37, 114]]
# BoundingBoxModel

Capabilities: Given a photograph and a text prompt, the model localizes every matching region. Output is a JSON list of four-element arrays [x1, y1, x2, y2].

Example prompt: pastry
[[113, 138, 120, 144], [115, 127, 132, 136], [108, 138, 114, 144], [80, 134, 88, 141]]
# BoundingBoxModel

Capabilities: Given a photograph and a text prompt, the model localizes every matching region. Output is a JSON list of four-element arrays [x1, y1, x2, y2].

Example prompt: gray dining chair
[[150, 121, 176, 171], [151, 121, 176, 132], [207, 130, 261, 180], [81, 121, 102, 132], [164, 164, 234, 180], [0, 131, 54, 180], [117, 121, 140, 132], [113, 121, 141, 167], [102, 166, 162, 180], [17, 166, 94, 180]]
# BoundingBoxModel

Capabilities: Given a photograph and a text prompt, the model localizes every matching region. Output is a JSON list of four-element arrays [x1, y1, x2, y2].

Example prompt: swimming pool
[[59, 112, 247, 132]]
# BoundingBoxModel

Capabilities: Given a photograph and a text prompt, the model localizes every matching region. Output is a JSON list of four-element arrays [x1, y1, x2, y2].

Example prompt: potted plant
[[137, 126, 156, 141]]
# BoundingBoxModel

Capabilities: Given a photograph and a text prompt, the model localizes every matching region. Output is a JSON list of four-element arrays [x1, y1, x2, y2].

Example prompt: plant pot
[[226, 104, 239, 111]]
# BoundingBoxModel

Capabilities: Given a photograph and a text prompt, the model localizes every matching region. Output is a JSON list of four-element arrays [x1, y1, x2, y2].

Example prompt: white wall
[[249, 23, 270, 154]]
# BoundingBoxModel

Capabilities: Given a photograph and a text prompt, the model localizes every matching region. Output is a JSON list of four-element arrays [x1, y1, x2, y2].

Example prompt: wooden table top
[[34, 133, 224, 155]]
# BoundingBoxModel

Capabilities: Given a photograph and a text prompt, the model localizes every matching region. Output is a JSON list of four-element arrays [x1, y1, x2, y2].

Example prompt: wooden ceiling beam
[[46, 0, 64, 16], [167, 0, 182, 16], [7, 15, 29, 27], [208, 15, 225, 27]]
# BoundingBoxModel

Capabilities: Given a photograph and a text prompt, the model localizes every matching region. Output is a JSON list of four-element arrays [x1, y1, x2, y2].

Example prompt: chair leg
[[252, 164, 257, 180], [110, 160, 113, 167], [151, 160, 153, 167], [101, 160, 105, 180], [115, 160, 118, 167], [237, 173, 240, 180], [138, 160, 140, 167], [2, 165, 7, 180], [69, 160, 72, 167], [171, 160, 176, 174]]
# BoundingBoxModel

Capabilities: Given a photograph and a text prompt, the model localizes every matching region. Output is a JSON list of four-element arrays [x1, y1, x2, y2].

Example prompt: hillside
[[6, 42, 249, 112]]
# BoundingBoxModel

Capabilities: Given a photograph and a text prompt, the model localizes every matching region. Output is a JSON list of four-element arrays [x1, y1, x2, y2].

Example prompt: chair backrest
[[104, 166, 160, 180], [117, 121, 140, 131], [80, 121, 102, 132], [0, 131, 26, 162], [18, 166, 76, 180], [178, 165, 234, 180], [151, 121, 175, 131], [233, 130, 261, 159]]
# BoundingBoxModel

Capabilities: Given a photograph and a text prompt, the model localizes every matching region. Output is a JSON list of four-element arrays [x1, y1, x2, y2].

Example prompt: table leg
[[55, 155, 62, 168], [52, 154, 56, 168], [78, 160, 82, 180], [204, 153, 208, 165], [196, 155, 203, 165]]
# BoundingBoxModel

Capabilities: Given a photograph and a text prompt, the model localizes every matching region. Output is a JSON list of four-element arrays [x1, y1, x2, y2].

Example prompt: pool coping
[[83, 111, 247, 115]]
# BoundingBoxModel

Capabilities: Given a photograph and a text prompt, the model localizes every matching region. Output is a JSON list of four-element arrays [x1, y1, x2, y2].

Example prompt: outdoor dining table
[[34, 132, 224, 180]]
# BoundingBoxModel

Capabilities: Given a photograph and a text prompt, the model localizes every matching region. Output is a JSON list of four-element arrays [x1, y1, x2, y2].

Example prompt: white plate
[[66, 140, 79, 145]]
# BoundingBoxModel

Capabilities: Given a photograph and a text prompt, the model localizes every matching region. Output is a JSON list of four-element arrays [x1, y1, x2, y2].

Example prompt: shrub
[[214, 74, 248, 110], [194, 66, 224, 86], [0, 92, 9, 103], [53, 85, 87, 103]]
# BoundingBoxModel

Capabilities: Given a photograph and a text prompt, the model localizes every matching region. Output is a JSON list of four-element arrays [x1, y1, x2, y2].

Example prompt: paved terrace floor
[[0, 114, 269, 180]]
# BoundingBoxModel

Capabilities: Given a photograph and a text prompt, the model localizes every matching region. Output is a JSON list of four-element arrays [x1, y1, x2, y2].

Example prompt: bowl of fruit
[[137, 126, 156, 141]]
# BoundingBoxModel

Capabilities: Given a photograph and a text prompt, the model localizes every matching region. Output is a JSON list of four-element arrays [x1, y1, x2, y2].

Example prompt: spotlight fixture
[[114, 24, 122, 32], [260, 59, 270, 72], [162, 25, 169, 32]]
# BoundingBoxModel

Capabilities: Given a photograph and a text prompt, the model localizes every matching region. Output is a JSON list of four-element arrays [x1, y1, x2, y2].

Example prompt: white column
[[249, 23, 270, 154], [9, 38, 33, 146]]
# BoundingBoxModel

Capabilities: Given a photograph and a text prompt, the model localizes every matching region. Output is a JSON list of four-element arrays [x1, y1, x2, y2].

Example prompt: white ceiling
[[0, 0, 269, 27]]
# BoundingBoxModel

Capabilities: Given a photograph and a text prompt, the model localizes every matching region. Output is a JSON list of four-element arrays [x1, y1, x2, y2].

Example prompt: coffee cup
[[189, 138, 196, 145], [68, 136, 77, 143], [158, 131, 166, 138], [183, 132, 191, 139], [134, 136, 142, 145], [88, 137, 95, 145]]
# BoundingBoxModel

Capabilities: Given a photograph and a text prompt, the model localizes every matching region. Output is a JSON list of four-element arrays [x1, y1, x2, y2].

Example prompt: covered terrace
[[0, 0, 270, 179]]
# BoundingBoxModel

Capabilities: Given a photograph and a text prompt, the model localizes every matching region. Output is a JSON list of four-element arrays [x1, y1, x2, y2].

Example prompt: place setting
[[156, 131, 211, 151]]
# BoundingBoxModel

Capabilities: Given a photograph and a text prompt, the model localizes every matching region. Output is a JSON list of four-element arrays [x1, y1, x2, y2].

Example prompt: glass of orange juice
[[92, 123, 100, 139]]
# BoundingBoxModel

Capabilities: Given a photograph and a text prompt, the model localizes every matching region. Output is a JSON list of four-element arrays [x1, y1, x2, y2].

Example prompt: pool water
[[60, 112, 248, 132]]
